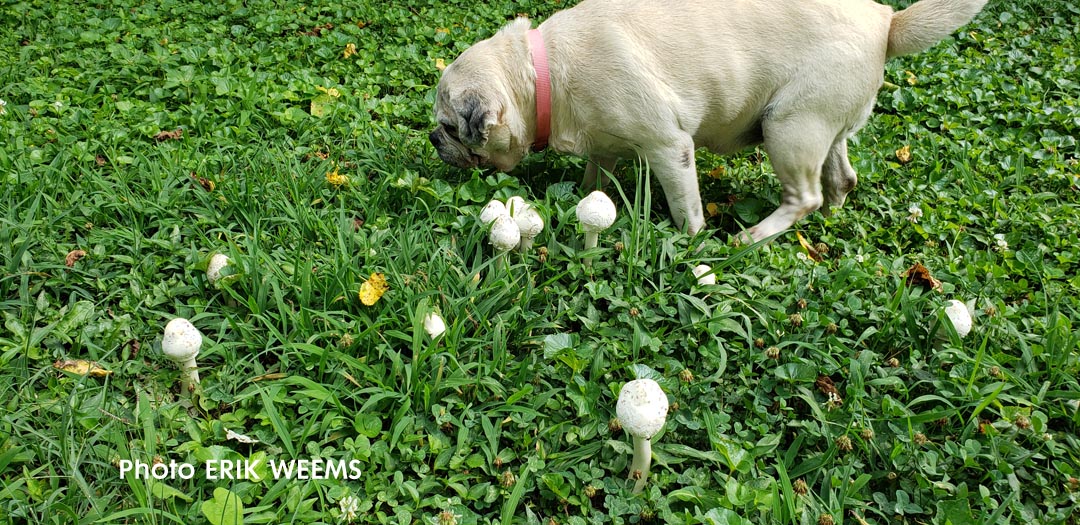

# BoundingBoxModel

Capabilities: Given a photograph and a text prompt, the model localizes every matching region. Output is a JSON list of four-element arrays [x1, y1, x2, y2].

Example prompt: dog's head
[[429, 23, 533, 172]]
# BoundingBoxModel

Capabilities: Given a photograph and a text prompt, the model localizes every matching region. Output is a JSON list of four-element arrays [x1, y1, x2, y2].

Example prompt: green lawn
[[1, 0, 1078, 523]]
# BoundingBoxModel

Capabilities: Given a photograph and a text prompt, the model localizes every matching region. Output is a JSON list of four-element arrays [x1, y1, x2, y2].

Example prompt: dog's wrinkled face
[[429, 44, 527, 173]]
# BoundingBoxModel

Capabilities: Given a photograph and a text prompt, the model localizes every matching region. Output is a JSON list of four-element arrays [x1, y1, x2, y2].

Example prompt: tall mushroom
[[513, 206, 545, 252], [575, 191, 617, 266], [616, 378, 669, 493], [161, 318, 202, 398]]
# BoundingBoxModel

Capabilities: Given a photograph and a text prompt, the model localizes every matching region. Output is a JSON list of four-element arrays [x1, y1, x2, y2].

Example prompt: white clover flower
[[52, 101, 63, 111], [993, 233, 1008, 251], [907, 204, 923, 223], [0, 99, 6, 115], [855, 254, 866, 263], [796, 252, 808, 261], [338, 495, 360, 523], [430, 510, 462, 525]]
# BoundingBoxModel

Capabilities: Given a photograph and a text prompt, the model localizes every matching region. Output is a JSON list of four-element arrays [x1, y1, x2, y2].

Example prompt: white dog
[[430, 0, 987, 241]]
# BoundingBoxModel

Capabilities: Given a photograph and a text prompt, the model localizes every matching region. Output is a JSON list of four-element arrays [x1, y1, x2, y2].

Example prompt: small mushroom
[[616, 378, 669, 493], [576, 191, 617, 266], [423, 312, 447, 339], [939, 299, 973, 339], [161, 318, 202, 397], [479, 200, 506, 225], [489, 213, 521, 253], [206, 253, 231, 285], [505, 196, 529, 217], [692, 264, 715, 286]]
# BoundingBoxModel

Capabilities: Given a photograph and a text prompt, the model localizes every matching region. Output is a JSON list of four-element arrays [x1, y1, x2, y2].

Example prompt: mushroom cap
[[489, 214, 521, 253], [943, 299, 972, 338], [505, 196, 530, 217], [692, 264, 716, 286], [514, 206, 545, 239], [206, 253, 231, 284], [162, 318, 202, 361], [576, 191, 617, 233], [423, 312, 447, 339], [479, 200, 506, 225], [616, 378, 669, 439]]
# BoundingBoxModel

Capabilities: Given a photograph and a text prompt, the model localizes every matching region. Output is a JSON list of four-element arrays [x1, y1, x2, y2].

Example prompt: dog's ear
[[459, 92, 498, 148]]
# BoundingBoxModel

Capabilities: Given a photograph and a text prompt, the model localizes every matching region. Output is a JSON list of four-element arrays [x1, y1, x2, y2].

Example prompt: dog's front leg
[[583, 156, 618, 192], [644, 137, 705, 235]]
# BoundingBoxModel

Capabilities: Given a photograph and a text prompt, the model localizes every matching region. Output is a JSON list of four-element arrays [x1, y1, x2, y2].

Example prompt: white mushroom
[[479, 200, 506, 225], [505, 196, 529, 217], [513, 206, 545, 252], [161, 318, 202, 397], [575, 191, 617, 266], [939, 299, 973, 339], [423, 312, 447, 339], [616, 378, 669, 493], [206, 253, 231, 285], [489, 214, 521, 253], [692, 264, 715, 286]]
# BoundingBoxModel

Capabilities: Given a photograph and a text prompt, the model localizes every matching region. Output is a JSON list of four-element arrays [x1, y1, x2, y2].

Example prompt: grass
[[1, 0, 1078, 524]]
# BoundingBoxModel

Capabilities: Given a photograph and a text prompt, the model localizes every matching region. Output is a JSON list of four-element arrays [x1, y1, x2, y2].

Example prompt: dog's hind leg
[[583, 156, 617, 191], [744, 117, 835, 242], [820, 137, 858, 215]]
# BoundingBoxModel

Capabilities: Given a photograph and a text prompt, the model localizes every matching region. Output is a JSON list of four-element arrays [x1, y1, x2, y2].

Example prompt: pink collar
[[527, 29, 551, 151]]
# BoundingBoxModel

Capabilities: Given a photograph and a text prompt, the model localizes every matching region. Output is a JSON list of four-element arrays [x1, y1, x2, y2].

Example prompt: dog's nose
[[429, 130, 442, 147]]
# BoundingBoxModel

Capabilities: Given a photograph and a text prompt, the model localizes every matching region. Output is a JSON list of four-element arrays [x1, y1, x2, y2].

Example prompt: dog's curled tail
[[887, 0, 988, 59]]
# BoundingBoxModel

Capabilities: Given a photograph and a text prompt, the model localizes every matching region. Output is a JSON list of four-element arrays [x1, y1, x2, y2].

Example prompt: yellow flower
[[326, 167, 349, 188], [358, 273, 389, 306]]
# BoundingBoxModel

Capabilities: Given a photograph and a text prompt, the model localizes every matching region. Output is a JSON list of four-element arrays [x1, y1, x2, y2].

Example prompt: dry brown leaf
[[54, 359, 112, 378], [154, 128, 183, 142], [65, 249, 87, 267], [250, 372, 287, 382], [796, 232, 824, 262], [815, 375, 843, 405], [126, 338, 141, 359], [301, 23, 334, 37], [190, 172, 215, 192], [707, 165, 726, 179], [343, 43, 357, 59], [705, 202, 721, 218], [905, 262, 943, 292], [342, 372, 362, 388], [895, 144, 913, 165]]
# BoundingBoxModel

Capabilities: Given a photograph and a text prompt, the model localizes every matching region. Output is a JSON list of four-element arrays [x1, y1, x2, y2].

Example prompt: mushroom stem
[[518, 236, 536, 252], [583, 231, 599, 266], [177, 357, 200, 397], [629, 435, 652, 493]]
